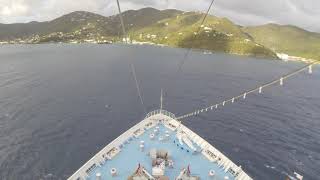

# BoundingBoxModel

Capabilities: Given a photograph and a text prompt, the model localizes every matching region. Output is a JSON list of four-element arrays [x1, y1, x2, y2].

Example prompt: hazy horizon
[[0, 0, 319, 32], [0, 6, 319, 34]]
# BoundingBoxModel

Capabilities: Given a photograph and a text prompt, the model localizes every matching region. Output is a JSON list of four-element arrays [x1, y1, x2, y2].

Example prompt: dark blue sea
[[0, 44, 319, 180]]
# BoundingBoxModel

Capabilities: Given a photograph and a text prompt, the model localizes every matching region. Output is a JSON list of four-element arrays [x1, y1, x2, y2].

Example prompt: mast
[[160, 89, 163, 111]]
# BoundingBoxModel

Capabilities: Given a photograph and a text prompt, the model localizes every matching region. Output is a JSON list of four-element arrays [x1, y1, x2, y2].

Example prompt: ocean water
[[0, 44, 319, 180]]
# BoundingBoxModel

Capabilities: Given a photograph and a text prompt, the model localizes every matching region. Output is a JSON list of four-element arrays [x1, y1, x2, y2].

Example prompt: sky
[[0, 0, 319, 32]]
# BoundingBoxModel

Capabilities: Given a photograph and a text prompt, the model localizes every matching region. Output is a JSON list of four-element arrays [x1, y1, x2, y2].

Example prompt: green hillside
[[5, 8, 320, 59], [243, 24, 320, 60], [0, 8, 180, 41], [129, 12, 277, 58]]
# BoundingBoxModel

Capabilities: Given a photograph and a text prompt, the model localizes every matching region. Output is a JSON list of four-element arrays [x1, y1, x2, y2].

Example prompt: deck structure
[[68, 110, 252, 180]]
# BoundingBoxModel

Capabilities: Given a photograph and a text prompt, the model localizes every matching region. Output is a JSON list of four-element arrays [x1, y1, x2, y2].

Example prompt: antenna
[[160, 89, 163, 111]]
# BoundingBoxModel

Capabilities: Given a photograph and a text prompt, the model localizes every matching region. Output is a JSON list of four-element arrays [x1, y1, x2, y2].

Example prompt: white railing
[[68, 119, 152, 180], [175, 122, 252, 180], [145, 109, 176, 119], [68, 110, 252, 180]]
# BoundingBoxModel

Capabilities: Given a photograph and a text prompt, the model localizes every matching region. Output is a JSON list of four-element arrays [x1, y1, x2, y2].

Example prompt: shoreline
[[277, 53, 319, 64], [1, 42, 318, 64]]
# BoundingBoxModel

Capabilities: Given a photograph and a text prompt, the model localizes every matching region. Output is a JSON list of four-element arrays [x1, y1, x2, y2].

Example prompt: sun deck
[[68, 110, 252, 180]]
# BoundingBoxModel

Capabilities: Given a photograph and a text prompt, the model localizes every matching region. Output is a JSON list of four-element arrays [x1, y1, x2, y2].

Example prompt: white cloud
[[0, 0, 319, 32], [0, 0, 29, 16]]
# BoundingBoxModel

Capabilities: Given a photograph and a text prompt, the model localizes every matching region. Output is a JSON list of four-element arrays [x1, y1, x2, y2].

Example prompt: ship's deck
[[87, 124, 234, 180]]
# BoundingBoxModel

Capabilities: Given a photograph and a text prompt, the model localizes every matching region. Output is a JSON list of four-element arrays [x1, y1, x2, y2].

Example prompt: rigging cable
[[176, 60, 319, 120], [116, 0, 147, 114], [175, 0, 216, 76], [167, 0, 217, 100]]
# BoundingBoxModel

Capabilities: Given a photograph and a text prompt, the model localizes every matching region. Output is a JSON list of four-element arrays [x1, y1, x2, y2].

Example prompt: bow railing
[[145, 109, 176, 119]]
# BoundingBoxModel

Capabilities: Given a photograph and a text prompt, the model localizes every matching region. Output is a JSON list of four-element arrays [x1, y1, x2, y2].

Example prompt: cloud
[[211, 0, 320, 31], [0, 0, 319, 32], [0, 0, 29, 16]]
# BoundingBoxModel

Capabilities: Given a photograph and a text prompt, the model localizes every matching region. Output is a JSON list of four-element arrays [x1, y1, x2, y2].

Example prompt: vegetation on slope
[[243, 24, 320, 60], [130, 12, 277, 58], [3, 8, 319, 60], [0, 8, 180, 41]]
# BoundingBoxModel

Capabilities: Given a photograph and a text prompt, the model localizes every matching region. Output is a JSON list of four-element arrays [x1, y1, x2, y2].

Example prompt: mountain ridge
[[243, 23, 320, 60], [0, 7, 319, 60]]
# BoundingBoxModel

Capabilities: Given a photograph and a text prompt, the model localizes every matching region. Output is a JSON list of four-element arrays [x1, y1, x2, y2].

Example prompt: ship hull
[[68, 110, 252, 180]]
